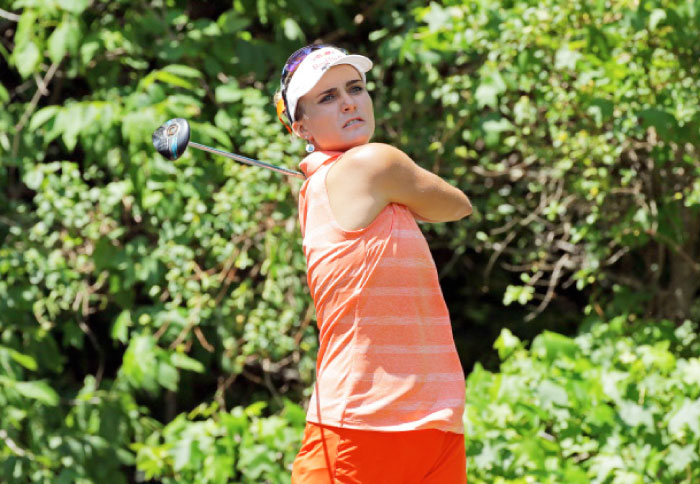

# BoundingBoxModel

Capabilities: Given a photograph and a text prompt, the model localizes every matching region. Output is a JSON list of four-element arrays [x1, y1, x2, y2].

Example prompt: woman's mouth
[[343, 118, 363, 128]]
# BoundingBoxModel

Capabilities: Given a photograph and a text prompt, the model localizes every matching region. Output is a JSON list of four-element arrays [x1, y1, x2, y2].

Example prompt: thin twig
[[215, 373, 238, 410], [262, 359, 283, 406], [33, 72, 49, 95], [0, 429, 30, 458], [153, 319, 171, 341], [0, 8, 21, 21], [169, 297, 203, 349], [12, 60, 61, 157], [526, 254, 570, 321], [484, 230, 517, 287], [294, 304, 315, 346], [214, 239, 249, 305], [194, 326, 214, 352]]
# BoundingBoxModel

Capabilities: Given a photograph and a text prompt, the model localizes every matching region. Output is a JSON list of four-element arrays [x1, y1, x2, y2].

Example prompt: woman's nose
[[340, 93, 356, 111]]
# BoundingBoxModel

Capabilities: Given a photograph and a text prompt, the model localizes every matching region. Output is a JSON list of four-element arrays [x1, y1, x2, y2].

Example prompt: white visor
[[285, 47, 373, 123]]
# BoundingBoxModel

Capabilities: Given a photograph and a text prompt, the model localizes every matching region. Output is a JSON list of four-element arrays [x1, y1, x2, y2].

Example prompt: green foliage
[[466, 318, 700, 483], [2, 0, 700, 481], [373, 0, 700, 323], [2, 0, 351, 481], [134, 399, 305, 483]]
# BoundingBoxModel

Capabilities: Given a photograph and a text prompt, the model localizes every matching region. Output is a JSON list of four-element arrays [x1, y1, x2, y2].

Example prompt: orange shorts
[[291, 422, 467, 484]]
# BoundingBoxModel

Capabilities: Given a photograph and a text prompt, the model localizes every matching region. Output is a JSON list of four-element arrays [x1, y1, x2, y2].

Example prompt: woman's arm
[[327, 143, 472, 228]]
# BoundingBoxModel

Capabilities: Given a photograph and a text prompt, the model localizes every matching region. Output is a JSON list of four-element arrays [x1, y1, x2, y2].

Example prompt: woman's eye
[[320, 94, 334, 103], [350, 85, 364, 93]]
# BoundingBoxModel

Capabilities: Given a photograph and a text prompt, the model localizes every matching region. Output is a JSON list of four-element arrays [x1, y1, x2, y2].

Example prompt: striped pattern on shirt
[[298, 150, 465, 434]]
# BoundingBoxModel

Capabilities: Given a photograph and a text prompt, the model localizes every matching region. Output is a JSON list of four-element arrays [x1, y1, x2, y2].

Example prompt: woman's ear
[[292, 119, 308, 139]]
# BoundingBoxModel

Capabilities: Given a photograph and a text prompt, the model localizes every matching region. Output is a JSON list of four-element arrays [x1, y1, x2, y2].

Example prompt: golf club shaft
[[189, 142, 305, 179]]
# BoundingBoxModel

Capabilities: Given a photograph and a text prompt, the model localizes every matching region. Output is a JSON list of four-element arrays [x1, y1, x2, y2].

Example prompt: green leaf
[[238, 444, 275, 479], [533, 331, 580, 363], [48, 17, 80, 64], [282, 18, 303, 41], [538, 380, 569, 407], [61, 104, 84, 151], [0, 84, 8, 105], [475, 83, 499, 109], [667, 443, 696, 473], [163, 64, 203, 79], [618, 401, 654, 429], [10, 350, 38, 371], [29, 106, 60, 131], [587, 98, 614, 127], [244, 401, 267, 417], [170, 352, 205, 373], [638, 108, 678, 141], [157, 362, 179, 391], [15, 380, 60, 406], [56, 0, 90, 14], [555, 45, 582, 70], [483, 117, 513, 146], [474, 69, 506, 109], [171, 437, 193, 471], [48, 19, 69, 63], [215, 82, 242, 103], [23, 166, 44, 190], [282, 398, 306, 427], [423, 2, 451, 32], [503, 285, 534, 305], [649, 9, 666, 30], [668, 399, 700, 437], [190, 122, 232, 149], [14, 9, 37, 48], [111, 310, 132, 343], [217, 11, 251, 33], [493, 328, 521, 360], [14, 40, 42, 78], [154, 71, 194, 89], [80, 39, 101, 65]]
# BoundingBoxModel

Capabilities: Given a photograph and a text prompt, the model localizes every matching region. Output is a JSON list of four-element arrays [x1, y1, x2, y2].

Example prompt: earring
[[305, 141, 315, 153]]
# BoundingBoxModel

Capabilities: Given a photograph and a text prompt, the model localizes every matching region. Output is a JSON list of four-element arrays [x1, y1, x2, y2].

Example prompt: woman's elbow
[[462, 204, 473, 219], [454, 196, 473, 221], [455, 206, 472, 221]]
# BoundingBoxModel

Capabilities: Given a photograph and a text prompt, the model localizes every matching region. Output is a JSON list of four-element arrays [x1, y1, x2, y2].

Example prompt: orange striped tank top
[[298, 150, 465, 434]]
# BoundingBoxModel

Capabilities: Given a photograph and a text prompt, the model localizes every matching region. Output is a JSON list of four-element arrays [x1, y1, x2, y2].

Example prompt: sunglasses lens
[[281, 46, 313, 84], [281, 44, 344, 85]]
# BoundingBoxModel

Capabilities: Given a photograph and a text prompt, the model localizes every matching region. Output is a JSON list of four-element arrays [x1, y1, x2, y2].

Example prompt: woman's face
[[292, 64, 375, 152]]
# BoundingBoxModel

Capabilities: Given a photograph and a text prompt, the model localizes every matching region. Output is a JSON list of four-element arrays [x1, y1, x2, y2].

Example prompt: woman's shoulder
[[333, 143, 409, 179], [344, 142, 404, 162]]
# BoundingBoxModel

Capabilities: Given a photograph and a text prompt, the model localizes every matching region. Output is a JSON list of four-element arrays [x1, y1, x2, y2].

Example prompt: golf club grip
[[189, 142, 305, 179]]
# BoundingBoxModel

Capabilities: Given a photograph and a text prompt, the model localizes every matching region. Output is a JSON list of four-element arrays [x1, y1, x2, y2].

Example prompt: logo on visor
[[309, 50, 343, 72]]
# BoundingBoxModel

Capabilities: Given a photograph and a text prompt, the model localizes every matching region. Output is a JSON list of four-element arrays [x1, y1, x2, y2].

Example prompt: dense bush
[[467, 317, 700, 483], [374, 0, 700, 324], [134, 399, 305, 484], [1, 0, 698, 482]]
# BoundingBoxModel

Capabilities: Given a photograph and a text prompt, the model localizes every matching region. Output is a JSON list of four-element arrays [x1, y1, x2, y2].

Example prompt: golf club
[[152, 118, 305, 179]]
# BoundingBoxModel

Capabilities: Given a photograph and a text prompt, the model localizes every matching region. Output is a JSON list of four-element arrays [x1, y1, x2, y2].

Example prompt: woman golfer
[[275, 44, 472, 484]]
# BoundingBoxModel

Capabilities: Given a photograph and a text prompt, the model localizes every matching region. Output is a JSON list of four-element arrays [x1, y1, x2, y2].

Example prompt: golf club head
[[152, 118, 191, 160]]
